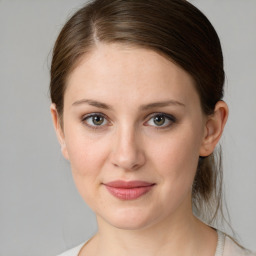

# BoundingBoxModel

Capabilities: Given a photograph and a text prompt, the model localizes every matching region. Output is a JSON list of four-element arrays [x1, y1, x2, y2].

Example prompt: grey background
[[0, 0, 255, 255]]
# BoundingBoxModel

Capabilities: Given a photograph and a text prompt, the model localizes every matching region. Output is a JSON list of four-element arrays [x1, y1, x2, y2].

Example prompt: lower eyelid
[[81, 114, 111, 129], [81, 113, 175, 129]]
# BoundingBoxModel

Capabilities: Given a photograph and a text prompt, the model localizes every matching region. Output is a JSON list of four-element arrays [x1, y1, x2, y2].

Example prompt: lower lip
[[105, 185, 154, 200]]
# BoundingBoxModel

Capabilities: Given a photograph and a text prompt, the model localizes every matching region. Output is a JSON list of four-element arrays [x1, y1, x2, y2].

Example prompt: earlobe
[[199, 101, 229, 157], [50, 104, 69, 160]]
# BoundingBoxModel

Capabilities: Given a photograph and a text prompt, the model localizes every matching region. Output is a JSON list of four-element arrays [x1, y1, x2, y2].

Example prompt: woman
[[50, 0, 255, 255]]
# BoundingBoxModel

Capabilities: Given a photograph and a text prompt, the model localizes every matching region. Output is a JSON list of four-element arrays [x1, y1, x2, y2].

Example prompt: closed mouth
[[103, 180, 155, 200]]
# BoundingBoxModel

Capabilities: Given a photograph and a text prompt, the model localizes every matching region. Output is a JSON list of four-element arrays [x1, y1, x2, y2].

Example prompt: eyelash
[[144, 112, 176, 129], [81, 112, 176, 130], [81, 112, 110, 130]]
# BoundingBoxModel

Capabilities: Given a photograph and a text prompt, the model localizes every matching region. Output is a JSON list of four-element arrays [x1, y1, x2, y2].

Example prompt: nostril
[[110, 131, 146, 170], [111, 151, 146, 171]]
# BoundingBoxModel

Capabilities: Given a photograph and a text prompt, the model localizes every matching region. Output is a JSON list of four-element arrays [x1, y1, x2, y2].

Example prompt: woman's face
[[58, 43, 208, 230]]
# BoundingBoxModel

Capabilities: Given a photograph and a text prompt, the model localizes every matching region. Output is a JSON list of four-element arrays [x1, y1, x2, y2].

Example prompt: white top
[[57, 230, 256, 256]]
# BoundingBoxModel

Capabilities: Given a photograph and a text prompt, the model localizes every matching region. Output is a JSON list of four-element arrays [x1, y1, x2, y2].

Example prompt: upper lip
[[104, 180, 155, 188]]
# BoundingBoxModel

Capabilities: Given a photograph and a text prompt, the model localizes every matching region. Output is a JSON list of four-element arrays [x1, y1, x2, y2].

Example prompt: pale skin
[[51, 43, 228, 256]]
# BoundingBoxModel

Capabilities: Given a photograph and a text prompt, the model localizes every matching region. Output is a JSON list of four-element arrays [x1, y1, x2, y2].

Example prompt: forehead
[[65, 43, 199, 108]]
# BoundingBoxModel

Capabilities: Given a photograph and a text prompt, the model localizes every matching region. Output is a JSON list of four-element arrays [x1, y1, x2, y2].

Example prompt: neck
[[82, 209, 217, 256], [97, 215, 201, 256]]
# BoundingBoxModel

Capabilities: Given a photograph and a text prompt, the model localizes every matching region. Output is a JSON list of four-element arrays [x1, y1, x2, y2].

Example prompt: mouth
[[103, 180, 155, 200]]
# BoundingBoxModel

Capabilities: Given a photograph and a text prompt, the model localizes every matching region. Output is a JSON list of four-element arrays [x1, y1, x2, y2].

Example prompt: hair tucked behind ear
[[50, 0, 228, 226]]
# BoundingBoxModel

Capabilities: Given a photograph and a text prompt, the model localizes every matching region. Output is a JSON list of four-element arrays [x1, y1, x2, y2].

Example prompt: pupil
[[93, 116, 103, 125], [154, 115, 165, 126]]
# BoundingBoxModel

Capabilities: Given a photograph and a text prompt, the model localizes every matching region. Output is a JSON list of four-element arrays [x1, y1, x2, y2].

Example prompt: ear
[[199, 101, 229, 157], [50, 104, 69, 160]]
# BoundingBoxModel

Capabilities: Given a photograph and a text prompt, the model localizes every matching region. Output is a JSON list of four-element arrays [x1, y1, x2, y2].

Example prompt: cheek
[[65, 133, 111, 208], [67, 138, 108, 175], [151, 125, 203, 192], [64, 120, 108, 169], [148, 137, 199, 214], [153, 127, 201, 167], [64, 125, 110, 189]]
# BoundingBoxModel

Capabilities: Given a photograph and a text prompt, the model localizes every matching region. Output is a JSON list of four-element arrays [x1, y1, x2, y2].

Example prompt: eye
[[82, 113, 108, 128], [145, 113, 176, 128]]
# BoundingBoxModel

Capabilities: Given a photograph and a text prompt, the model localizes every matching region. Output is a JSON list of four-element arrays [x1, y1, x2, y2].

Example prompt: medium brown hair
[[50, 0, 225, 224]]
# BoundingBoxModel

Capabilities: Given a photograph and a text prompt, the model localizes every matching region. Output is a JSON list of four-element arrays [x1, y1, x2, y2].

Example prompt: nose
[[110, 125, 146, 171]]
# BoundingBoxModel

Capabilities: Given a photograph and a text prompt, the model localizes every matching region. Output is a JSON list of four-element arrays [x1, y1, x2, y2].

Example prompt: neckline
[[214, 230, 225, 256], [77, 230, 226, 256]]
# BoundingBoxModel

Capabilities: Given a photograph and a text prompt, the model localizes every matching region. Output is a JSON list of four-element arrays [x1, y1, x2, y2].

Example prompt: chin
[[99, 206, 159, 231]]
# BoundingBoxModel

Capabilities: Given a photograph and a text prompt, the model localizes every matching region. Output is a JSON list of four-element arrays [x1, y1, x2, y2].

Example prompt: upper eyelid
[[81, 112, 176, 126], [81, 113, 111, 128], [145, 112, 176, 121], [144, 113, 176, 129], [82, 112, 108, 120], [81, 112, 175, 118]]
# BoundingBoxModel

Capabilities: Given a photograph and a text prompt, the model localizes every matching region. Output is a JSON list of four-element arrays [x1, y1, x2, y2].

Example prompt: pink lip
[[104, 180, 155, 200]]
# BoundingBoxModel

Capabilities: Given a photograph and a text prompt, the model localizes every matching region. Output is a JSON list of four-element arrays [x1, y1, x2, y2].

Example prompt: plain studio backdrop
[[0, 0, 255, 255]]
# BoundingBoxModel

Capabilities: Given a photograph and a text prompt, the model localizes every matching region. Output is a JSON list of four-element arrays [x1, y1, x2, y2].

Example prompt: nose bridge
[[111, 122, 145, 170]]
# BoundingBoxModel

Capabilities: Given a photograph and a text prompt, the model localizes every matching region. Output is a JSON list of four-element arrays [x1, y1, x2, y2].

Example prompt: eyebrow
[[139, 100, 185, 110], [72, 99, 113, 110], [72, 99, 185, 110]]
